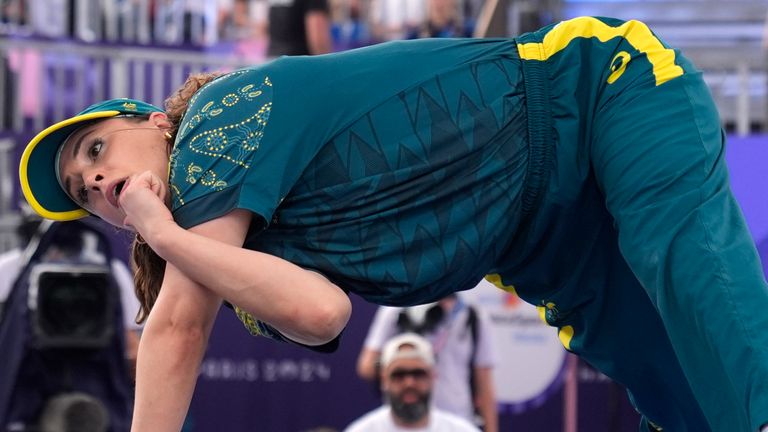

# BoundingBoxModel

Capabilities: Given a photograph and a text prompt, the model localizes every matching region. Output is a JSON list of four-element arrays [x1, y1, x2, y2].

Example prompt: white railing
[[0, 37, 257, 133], [0, 137, 21, 252], [1, 0, 223, 47]]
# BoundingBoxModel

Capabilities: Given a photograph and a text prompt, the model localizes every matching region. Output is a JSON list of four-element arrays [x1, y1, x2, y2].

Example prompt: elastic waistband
[[516, 43, 553, 221]]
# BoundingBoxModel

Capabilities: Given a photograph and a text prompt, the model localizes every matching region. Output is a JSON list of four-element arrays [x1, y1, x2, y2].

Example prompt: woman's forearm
[[147, 214, 351, 345], [131, 309, 213, 431]]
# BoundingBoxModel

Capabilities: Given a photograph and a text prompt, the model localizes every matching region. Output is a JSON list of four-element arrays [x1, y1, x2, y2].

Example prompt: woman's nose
[[84, 173, 105, 191]]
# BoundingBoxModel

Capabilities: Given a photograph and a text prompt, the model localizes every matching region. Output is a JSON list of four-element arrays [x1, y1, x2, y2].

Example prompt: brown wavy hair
[[131, 71, 222, 324]]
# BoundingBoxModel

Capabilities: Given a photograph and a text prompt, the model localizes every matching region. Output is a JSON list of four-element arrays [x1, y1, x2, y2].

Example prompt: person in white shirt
[[367, 0, 425, 41], [357, 294, 497, 431], [346, 332, 479, 432]]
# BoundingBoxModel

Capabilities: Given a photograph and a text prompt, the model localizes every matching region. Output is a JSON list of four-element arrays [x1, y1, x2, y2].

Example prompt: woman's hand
[[118, 170, 174, 241]]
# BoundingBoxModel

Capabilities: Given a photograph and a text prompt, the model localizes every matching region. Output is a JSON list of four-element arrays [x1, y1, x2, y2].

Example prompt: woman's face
[[57, 113, 172, 228]]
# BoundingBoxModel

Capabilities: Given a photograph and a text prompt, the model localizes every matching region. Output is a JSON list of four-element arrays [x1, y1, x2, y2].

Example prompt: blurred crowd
[[332, 0, 486, 48], [0, 0, 488, 52]]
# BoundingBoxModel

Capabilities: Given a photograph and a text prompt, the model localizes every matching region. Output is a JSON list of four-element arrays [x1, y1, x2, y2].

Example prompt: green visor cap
[[19, 98, 164, 221]]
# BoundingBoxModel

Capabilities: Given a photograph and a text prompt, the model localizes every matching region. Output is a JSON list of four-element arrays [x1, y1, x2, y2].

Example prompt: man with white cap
[[345, 333, 479, 431]]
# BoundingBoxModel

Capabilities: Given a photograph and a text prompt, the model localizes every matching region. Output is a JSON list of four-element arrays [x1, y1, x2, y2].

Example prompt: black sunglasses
[[389, 368, 429, 381]]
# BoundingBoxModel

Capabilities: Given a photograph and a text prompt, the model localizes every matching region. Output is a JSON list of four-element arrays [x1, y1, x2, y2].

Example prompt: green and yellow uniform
[[163, 17, 768, 431]]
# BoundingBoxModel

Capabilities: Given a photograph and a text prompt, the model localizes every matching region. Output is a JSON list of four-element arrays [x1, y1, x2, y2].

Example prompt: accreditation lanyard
[[430, 297, 466, 356]]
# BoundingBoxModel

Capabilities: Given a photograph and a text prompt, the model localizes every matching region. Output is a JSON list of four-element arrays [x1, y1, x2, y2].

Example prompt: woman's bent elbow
[[306, 296, 351, 345]]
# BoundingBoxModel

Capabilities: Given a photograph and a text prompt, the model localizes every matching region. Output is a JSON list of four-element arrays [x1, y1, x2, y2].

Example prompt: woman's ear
[[149, 111, 172, 130]]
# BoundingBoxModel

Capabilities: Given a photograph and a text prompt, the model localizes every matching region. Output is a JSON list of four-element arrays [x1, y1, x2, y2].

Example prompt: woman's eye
[[77, 186, 89, 205], [88, 140, 103, 159]]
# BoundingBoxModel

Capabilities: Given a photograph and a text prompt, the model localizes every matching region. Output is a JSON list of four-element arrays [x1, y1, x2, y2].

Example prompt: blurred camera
[[0, 220, 133, 432], [27, 263, 115, 349]]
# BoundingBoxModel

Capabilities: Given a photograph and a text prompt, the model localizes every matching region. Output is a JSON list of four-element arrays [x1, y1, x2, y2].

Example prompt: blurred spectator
[[28, 0, 69, 38], [182, 0, 219, 45], [219, 0, 269, 61], [461, 0, 484, 36], [421, 0, 461, 38], [347, 333, 479, 431], [151, 0, 220, 46], [246, 0, 270, 42], [0, 0, 27, 26], [219, 0, 260, 41], [329, 0, 371, 50], [267, 0, 332, 56], [357, 294, 498, 432], [368, 0, 425, 41]]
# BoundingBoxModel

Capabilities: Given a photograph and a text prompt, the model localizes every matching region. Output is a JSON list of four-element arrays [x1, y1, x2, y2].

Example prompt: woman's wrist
[[141, 219, 182, 259]]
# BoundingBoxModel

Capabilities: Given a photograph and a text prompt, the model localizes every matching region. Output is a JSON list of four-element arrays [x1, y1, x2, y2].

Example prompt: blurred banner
[[725, 135, 768, 267]]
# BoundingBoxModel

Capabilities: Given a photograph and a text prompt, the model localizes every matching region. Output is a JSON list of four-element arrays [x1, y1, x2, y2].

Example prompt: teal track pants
[[589, 70, 768, 430], [496, 52, 768, 431]]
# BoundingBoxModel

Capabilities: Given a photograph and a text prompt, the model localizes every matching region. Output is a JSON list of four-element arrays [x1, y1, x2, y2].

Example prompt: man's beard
[[388, 390, 431, 424]]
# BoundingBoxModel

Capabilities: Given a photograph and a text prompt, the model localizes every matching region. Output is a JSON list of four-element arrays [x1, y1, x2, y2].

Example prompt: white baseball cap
[[380, 333, 435, 368]]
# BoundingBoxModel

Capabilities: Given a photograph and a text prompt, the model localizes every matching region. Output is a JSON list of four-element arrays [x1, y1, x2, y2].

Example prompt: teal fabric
[[491, 17, 768, 431], [170, 38, 531, 306], [167, 18, 768, 430]]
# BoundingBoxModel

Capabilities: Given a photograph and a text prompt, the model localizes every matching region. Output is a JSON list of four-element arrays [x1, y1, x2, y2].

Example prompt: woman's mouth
[[107, 179, 127, 207], [115, 180, 125, 196]]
